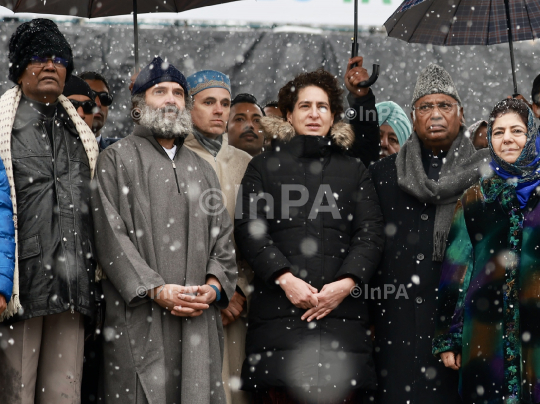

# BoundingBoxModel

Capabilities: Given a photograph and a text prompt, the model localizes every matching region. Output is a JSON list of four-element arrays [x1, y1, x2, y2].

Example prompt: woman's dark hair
[[490, 98, 529, 128], [277, 69, 344, 119]]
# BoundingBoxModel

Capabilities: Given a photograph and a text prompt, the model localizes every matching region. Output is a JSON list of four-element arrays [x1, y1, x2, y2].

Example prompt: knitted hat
[[8, 18, 74, 84], [376, 101, 412, 146], [187, 70, 231, 97], [63, 75, 94, 100], [131, 56, 188, 96], [411, 64, 461, 107]]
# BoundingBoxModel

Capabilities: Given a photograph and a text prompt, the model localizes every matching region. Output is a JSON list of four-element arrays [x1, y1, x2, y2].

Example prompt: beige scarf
[[0, 86, 100, 321]]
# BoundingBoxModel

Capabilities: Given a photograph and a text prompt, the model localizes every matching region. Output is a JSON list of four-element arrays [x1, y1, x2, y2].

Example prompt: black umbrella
[[0, 0, 246, 69], [384, 0, 540, 96], [351, 0, 380, 88]]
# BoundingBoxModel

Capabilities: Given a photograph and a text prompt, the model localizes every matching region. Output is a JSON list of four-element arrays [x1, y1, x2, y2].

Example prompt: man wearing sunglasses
[[63, 75, 96, 129], [0, 19, 99, 404], [80, 71, 117, 150]]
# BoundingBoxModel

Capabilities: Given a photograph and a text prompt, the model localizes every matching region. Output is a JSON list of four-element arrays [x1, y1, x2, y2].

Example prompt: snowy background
[[0, 0, 537, 137]]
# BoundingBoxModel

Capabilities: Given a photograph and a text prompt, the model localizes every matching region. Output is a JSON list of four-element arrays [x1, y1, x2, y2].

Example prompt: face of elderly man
[[412, 93, 463, 154], [18, 56, 67, 103]]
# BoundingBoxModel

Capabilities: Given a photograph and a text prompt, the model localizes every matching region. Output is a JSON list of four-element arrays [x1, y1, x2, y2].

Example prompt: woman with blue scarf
[[432, 98, 540, 404]]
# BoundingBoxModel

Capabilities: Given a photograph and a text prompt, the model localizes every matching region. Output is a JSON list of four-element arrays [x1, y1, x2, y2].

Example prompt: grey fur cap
[[411, 64, 462, 107]]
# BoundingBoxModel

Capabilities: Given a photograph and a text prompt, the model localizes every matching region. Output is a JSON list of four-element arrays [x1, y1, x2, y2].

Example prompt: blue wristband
[[209, 284, 221, 302]]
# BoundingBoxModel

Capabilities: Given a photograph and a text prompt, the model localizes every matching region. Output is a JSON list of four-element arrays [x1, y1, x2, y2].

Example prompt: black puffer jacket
[[7, 96, 96, 323], [235, 117, 384, 393]]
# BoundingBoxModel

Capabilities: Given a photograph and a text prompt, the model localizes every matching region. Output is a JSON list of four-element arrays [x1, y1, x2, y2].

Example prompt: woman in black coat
[[235, 69, 384, 404]]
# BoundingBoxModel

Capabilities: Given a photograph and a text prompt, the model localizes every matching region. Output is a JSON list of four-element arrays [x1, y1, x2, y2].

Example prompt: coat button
[[421, 214, 428, 221], [415, 297, 423, 304], [417, 253, 425, 261], [432, 163, 439, 168]]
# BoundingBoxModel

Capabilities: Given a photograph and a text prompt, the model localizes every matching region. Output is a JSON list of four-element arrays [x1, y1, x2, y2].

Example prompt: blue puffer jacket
[[0, 156, 15, 303]]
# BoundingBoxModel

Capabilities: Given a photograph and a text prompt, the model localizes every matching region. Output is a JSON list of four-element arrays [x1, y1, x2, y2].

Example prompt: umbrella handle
[[350, 39, 379, 88], [353, 64, 380, 88]]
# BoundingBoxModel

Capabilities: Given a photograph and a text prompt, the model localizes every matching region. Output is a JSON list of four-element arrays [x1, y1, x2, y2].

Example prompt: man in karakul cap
[[91, 56, 237, 404], [367, 64, 490, 404], [376, 100, 412, 158], [0, 18, 100, 404], [184, 70, 252, 404]]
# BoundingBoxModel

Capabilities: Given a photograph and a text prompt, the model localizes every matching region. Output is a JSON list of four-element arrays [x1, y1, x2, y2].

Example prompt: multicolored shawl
[[477, 105, 540, 402]]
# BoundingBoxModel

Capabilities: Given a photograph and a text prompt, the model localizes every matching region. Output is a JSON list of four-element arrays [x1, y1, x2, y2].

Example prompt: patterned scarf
[[0, 86, 99, 321], [192, 127, 223, 157]]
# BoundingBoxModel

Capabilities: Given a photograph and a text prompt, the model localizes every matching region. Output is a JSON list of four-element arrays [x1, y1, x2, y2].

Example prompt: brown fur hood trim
[[259, 116, 355, 150]]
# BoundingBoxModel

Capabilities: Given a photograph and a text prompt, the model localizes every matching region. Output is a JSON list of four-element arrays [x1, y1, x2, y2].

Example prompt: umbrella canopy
[[384, 0, 540, 95], [385, 0, 540, 45], [0, 0, 244, 18]]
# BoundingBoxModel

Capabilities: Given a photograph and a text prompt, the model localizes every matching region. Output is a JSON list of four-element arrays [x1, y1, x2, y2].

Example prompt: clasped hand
[[150, 284, 217, 317], [276, 272, 355, 322]]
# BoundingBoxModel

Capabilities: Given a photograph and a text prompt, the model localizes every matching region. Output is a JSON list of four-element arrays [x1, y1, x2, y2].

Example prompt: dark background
[[0, 19, 538, 138]]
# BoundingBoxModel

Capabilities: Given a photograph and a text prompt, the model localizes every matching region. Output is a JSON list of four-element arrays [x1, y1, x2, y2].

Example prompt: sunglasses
[[93, 91, 113, 107], [69, 99, 97, 115], [30, 56, 69, 68]]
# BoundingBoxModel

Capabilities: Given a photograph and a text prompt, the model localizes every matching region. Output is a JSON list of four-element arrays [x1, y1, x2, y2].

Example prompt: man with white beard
[[91, 56, 237, 404]]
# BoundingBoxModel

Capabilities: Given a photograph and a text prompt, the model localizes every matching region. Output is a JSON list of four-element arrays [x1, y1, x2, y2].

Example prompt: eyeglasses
[[69, 99, 97, 115], [29, 56, 69, 69], [412, 102, 459, 116], [93, 91, 113, 107]]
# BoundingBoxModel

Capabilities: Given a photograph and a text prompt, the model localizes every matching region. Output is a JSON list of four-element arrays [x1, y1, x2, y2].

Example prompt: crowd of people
[[1, 17, 540, 404]]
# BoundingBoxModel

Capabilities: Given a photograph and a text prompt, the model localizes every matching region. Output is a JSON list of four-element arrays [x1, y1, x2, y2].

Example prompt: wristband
[[153, 285, 165, 300], [209, 284, 221, 302]]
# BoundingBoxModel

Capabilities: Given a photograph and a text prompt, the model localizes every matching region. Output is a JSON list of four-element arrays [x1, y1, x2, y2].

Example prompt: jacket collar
[[260, 116, 355, 158], [14, 95, 78, 134], [13, 95, 57, 129], [132, 124, 185, 158], [184, 132, 231, 160]]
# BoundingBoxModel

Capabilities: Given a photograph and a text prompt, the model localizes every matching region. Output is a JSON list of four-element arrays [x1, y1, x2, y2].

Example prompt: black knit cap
[[63, 75, 94, 100], [8, 18, 74, 84], [131, 56, 188, 96]]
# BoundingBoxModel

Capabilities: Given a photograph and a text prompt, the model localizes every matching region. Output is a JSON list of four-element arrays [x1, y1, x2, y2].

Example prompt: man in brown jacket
[[185, 70, 252, 404]]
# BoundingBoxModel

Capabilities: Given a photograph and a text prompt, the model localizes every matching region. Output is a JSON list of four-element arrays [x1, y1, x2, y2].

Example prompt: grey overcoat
[[91, 125, 237, 404]]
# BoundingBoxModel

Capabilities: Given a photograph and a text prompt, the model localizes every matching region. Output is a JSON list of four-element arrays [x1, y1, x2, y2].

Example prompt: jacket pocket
[[19, 235, 41, 260], [18, 235, 44, 303]]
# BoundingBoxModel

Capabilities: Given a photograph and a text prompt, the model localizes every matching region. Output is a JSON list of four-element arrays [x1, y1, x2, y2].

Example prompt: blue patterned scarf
[[485, 106, 540, 208]]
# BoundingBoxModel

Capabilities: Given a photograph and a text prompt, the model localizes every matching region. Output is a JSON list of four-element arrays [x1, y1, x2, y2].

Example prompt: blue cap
[[131, 56, 188, 96], [187, 70, 231, 97]]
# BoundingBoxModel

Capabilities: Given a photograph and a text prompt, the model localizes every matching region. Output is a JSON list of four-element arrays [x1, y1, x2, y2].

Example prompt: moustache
[[239, 130, 259, 139]]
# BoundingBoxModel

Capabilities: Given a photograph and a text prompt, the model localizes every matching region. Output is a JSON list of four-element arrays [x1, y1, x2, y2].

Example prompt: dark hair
[[264, 100, 279, 109], [231, 93, 265, 115], [80, 71, 110, 91], [532, 74, 540, 106], [277, 69, 344, 119], [489, 98, 529, 128]]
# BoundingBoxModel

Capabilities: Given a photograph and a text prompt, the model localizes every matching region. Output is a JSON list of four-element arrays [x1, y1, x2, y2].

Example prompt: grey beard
[[138, 100, 193, 139]]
